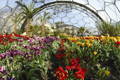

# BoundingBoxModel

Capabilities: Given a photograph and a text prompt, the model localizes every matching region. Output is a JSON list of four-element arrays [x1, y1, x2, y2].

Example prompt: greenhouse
[[0, 0, 120, 80]]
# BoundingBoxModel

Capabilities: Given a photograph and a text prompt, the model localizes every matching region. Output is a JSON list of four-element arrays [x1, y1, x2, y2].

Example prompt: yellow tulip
[[76, 42, 81, 46], [86, 43, 92, 47], [105, 70, 110, 76], [90, 40, 94, 43], [81, 43, 85, 47], [93, 51, 97, 55], [113, 38, 117, 42]]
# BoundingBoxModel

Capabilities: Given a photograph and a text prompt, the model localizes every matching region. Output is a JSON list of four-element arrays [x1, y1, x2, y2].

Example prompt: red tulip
[[115, 41, 120, 45], [55, 66, 68, 80], [55, 53, 66, 60], [74, 68, 87, 80], [70, 58, 80, 66]]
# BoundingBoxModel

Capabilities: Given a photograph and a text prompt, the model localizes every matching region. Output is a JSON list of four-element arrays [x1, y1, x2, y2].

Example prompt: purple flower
[[24, 52, 32, 57], [0, 53, 6, 59], [0, 78, 5, 80], [23, 45, 30, 49], [7, 50, 22, 57], [40, 46, 46, 49], [43, 36, 58, 43], [17, 39, 24, 42], [0, 50, 23, 58], [28, 38, 35, 44], [34, 51, 41, 55], [7, 78, 15, 80], [30, 46, 41, 51], [33, 35, 42, 41]]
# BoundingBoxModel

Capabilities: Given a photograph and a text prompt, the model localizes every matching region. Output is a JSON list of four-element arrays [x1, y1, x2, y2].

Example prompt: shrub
[[97, 22, 120, 36]]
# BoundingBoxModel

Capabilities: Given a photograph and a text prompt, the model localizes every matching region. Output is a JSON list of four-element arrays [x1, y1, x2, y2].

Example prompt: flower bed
[[0, 34, 120, 80]]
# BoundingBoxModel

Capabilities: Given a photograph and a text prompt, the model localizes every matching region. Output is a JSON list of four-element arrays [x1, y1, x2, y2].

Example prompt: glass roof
[[0, 0, 120, 33]]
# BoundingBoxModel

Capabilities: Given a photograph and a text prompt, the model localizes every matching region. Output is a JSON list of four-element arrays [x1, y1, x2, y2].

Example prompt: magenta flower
[[0, 66, 5, 73], [0, 53, 6, 59]]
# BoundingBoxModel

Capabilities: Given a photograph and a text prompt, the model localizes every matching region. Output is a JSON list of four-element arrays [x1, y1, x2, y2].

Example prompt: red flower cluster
[[70, 58, 80, 66], [66, 58, 86, 80], [74, 68, 86, 80], [55, 58, 87, 80], [61, 39, 65, 47], [55, 43, 66, 60], [55, 53, 66, 60], [55, 66, 68, 80], [115, 41, 120, 45], [66, 58, 80, 70], [13, 33, 29, 40], [115, 41, 120, 48], [0, 33, 29, 45]]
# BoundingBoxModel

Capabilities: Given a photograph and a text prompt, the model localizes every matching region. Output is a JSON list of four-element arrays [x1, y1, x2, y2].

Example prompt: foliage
[[78, 27, 90, 36], [16, 1, 43, 33], [27, 25, 53, 37], [0, 34, 57, 80], [97, 22, 120, 36], [0, 34, 120, 80]]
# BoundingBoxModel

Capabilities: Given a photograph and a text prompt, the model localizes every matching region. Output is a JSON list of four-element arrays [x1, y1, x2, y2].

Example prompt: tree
[[16, 1, 41, 33], [26, 12, 52, 36], [78, 27, 89, 36], [11, 13, 23, 33]]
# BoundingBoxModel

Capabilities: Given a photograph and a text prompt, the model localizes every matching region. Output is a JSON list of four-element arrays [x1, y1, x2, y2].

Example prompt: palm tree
[[26, 12, 51, 36], [16, 1, 40, 33], [11, 13, 23, 33], [78, 27, 89, 36]]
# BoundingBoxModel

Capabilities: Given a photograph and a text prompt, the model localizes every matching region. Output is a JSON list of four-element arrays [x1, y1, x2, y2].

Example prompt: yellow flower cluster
[[68, 37, 79, 41], [67, 36, 120, 48], [68, 36, 120, 42], [75, 41, 93, 47], [100, 36, 120, 42], [76, 42, 85, 47]]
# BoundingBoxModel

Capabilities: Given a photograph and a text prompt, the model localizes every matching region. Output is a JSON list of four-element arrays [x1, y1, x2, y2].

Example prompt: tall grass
[[97, 22, 120, 36]]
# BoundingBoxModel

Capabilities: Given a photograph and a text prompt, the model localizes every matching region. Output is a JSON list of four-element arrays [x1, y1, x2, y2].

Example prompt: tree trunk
[[25, 19, 32, 33], [20, 18, 31, 33], [2, 25, 7, 33], [13, 24, 17, 33], [20, 18, 28, 33], [41, 22, 46, 36]]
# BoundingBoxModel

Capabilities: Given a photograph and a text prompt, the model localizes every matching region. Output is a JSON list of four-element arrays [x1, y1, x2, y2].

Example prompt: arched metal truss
[[33, 1, 104, 21], [0, 0, 120, 33], [32, 1, 104, 34]]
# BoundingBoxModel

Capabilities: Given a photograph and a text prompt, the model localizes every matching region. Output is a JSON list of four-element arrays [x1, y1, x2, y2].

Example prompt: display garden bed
[[0, 33, 120, 80]]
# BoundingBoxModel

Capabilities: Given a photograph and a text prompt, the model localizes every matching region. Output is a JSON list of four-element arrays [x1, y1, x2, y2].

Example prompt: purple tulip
[[0, 78, 5, 80], [0, 53, 6, 59], [7, 78, 15, 80], [28, 38, 35, 44], [23, 45, 30, 49], [40, 46, 46, 49], [34, 51, 41, 55], [7, 50, 22, 57], [43, 36, 58, 43]]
